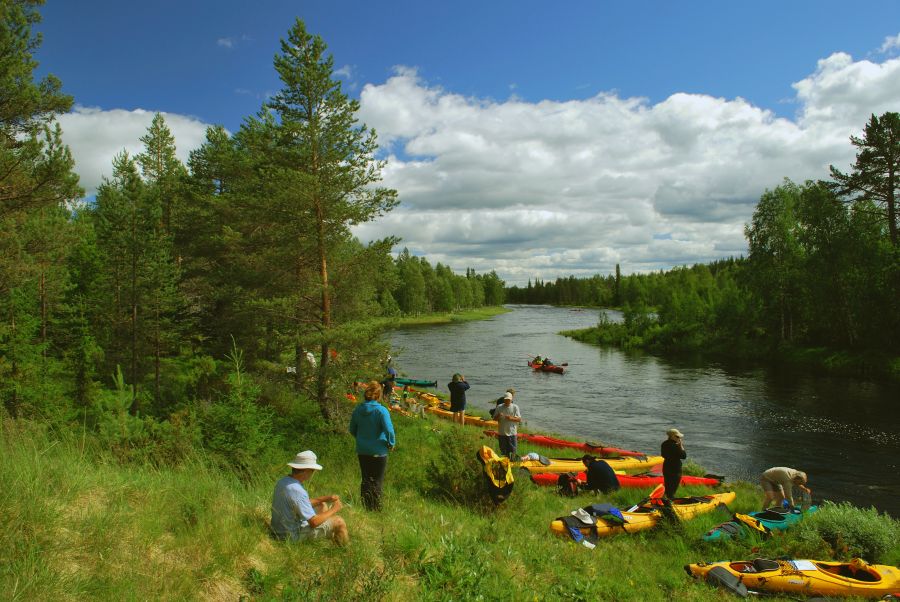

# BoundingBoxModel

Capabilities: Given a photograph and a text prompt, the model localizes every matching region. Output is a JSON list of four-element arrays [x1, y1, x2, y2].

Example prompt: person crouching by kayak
[[760, 466, 810, 510], [661, 428, 686, 499], [493, 391, 522, 458], [271, 450, 349, 545], [581, 455, 620, 494], [349, 381, 396, 511], [447, 373, 470, 425]]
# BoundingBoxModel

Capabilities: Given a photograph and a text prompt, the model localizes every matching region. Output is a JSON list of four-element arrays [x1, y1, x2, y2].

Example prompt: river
[[387, 304, 900, 516]]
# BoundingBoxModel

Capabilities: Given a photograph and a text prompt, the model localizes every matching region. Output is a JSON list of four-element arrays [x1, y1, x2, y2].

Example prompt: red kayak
[[483, 430, 646, 458], [528, 360, 565, 374], [530, 471, 723, 489]]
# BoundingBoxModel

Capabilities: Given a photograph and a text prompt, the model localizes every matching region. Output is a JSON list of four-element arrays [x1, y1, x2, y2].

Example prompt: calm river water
[[388, 305, 900, 516]]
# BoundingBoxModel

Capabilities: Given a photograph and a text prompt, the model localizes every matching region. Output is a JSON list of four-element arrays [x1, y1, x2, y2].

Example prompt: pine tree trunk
[[315, 194, 333, 421]]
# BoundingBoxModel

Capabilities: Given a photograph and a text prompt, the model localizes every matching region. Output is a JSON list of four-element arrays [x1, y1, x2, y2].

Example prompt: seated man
[[581, 455, 621, 494], [271, 450, 348, 545]]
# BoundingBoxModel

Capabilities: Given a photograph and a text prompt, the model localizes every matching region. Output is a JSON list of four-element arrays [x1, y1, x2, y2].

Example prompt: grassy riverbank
[[4, 408, 898, 601], [377, 305, 511, 328]]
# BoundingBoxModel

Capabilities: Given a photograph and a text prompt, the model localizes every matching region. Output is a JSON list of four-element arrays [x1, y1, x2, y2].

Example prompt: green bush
[[200, 342, 277, 478], [790, 501, 900, 564], [423, 430, 495, 509]]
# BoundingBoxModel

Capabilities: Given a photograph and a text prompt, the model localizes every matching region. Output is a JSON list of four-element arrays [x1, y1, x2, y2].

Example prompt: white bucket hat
[[570, 508, 596, 525], [287, 450, 322, 471]]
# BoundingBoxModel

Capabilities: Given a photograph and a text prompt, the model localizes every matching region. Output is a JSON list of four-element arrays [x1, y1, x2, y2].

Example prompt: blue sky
[[35, 1, 900, 284]]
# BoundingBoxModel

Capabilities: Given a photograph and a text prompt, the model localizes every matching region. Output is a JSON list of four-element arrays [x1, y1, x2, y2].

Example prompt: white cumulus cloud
[[354, 53, 900, 283], [53, 50, 900, 285], [56, 106, 212, 196]]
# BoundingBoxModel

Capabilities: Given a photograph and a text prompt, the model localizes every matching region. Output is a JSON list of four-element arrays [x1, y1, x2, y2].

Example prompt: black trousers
[[358, 454, 388, 511], [663, 471, 681, 499]]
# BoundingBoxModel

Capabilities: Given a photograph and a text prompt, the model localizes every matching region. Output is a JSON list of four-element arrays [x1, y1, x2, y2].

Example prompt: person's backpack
[[557, 472, 580, 497]]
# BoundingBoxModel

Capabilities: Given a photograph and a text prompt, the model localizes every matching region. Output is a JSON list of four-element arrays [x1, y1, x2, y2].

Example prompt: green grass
[[376, 306, 510, 329], [2, 413, 897, 601]]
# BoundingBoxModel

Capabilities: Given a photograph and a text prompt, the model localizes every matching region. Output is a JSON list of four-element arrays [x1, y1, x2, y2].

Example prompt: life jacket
[[557, 472, 580, 497]]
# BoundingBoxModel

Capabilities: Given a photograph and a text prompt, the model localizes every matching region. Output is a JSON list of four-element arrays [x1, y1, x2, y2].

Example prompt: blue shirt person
[[270, 450, 348, 544]]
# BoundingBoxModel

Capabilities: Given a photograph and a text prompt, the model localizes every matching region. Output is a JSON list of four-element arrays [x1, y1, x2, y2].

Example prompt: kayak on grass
[[477, 446, 514, 503], [395, 377, 438, 388], [702, 504, 818, 541], [528, 360, 565, 374], [423, 404, 498, 428], [685, 557, 900, 599], [518, 454, 663, 474], [483, 430, 646, 458], [551, 491, 736, 542], [531, 471, 723, 489]]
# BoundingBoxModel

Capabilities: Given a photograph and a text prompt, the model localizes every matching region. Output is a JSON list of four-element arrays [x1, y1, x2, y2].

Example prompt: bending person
[[761, 466, 810, 509], [581, 455, 620, 494]]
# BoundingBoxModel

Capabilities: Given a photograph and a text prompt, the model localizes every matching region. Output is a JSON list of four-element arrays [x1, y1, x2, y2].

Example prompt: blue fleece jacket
[[349, 399, 396, 456]]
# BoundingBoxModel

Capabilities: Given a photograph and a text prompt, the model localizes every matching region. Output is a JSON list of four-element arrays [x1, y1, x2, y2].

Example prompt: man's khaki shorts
[[295, 519, 334, 541]]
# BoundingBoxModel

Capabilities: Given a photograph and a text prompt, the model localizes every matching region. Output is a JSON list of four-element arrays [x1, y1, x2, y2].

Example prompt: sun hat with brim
[[570, 508, 596, 525], [287, 450, 322, 471], [667, 428, 684, 438]]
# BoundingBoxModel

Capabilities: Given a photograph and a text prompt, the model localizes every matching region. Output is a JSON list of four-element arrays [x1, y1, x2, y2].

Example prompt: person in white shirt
[[493, 391, 522, 458]]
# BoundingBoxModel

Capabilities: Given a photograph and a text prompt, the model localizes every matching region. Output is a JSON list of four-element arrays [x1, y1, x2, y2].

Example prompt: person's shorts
[[760, 477, 784, 494], [449, 402, 466, 412], [294, 519, 334, 541]]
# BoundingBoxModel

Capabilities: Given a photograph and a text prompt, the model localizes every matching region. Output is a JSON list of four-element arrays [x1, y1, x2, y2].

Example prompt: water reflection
[[387, 305, 900, 515]]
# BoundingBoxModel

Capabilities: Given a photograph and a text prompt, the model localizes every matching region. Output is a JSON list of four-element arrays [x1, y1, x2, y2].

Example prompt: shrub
[[790, 501, 900, 564], [200, 341, 277, 478], [423, 430, 495, 510]]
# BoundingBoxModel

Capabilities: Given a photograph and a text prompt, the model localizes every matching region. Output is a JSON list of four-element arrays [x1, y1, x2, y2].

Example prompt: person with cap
[[581, 455, 620, 494], [349, 381, 396, 511], [489, 387, 516, 419], [270, 450, 348, 544], [447, 373, 470, 425], [661, 428, 687, 499], [493, 389, 522, 458], [760, 466, 811, 510]]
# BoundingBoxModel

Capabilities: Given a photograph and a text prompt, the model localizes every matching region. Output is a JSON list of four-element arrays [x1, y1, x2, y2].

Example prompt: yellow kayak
[[423, 405, 498, 428], [519, 455, 663, 474], [685, 557, 900, 599], [551, 492, 736, 540], [477, 446, 514, 503]]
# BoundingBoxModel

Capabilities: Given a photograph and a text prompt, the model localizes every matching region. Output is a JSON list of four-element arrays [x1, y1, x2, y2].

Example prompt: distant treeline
[[389, 250, 505, 315], [514, 114, 900, 371]]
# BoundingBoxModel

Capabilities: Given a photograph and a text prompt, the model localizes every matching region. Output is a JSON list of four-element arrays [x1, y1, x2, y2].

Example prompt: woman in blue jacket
[[349, 381, 396, 511]]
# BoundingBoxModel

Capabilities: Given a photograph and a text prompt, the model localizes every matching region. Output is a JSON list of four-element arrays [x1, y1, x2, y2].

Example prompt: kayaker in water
[[271, 450, 349, 545], [447, 373, 470, 425], [581, 455, 620, 494], [349, 381, 396, 512], [493, 391, 522, 458], [532, 356, 542, 365], [661, 428, 686, 499], [760, 466, 811, 510]]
